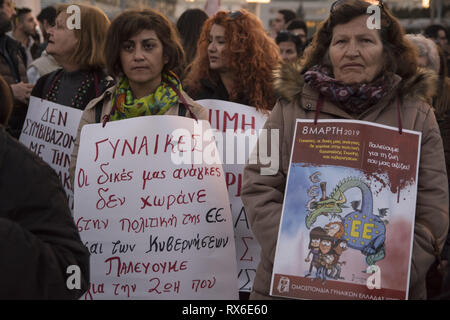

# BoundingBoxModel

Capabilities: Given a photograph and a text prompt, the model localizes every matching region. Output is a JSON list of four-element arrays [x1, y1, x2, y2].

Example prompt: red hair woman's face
[[208, 24, 230, 73]]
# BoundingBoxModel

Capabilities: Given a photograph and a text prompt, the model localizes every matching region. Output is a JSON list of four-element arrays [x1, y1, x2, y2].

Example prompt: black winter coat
[[189, 78, 251, 106], [0, 127, 89, 299]]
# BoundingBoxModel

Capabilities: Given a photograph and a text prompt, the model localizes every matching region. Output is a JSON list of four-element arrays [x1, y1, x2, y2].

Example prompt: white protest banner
[[196, 99, 268, 293], [19, 96, 82, 211], [74, 115, 238, 299]]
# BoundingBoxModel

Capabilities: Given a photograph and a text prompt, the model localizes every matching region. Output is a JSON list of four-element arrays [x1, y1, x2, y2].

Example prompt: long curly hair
[[184, 10, 281, 112]]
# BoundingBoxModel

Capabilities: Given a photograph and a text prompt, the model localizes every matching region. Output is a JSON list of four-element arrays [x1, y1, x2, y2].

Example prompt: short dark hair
[[15, 7, 32, 23], [287, 19, 307, 34], [275, 31, 303, 57], [106, 9, 185, 78], [424, 24, 449, 40], [37, 6, 56, 26], [278, 9, 296, 25]]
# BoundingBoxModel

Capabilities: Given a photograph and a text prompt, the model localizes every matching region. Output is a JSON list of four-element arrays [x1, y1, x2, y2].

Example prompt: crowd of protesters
[[0, 0, 449, 300]]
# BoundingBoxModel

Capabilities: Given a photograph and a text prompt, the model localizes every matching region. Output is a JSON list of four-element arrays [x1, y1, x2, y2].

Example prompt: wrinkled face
[[19, 12, 36, 36], [208, 24, 229, 73], [279, 41, 298, 62], [46, 12, 78, 63], [120, 29, 168, 88], [329, 15, 384, 84], [319, 239, 332, 254], [0, 0, 14, 20], [272, 13, 285, 33]]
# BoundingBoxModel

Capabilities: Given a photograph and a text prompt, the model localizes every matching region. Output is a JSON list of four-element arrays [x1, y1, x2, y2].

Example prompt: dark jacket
[[31, 68, 114, 111], [189, 78, 251, 106], [0, 34, 28, 139], [0, 126, 90, 299]]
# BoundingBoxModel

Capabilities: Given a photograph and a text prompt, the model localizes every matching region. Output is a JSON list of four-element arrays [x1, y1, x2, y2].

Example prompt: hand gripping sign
[[74, 115, 238, 299], [19, 96, 83, 212]]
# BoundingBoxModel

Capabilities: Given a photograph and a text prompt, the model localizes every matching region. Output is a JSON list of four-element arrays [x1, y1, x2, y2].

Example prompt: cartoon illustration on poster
[[271, 119, 421, 300]]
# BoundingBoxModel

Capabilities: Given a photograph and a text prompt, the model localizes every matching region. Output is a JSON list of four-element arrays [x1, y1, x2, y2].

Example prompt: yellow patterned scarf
[[109, 73, 181, 121]]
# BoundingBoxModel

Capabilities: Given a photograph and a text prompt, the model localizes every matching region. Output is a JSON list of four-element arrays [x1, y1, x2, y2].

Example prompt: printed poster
[[271, 119, 421, 300], [19, 96, 83, 211], [74, 115, 238, 299], [197, 99, 268, 293]]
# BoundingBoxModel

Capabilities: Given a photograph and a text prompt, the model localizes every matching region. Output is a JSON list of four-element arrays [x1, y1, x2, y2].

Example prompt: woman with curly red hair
[[184, 10, 281, 112]]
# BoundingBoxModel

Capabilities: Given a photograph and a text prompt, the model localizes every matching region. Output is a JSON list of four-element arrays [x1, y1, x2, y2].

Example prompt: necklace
[[45, 70, 99, 109]]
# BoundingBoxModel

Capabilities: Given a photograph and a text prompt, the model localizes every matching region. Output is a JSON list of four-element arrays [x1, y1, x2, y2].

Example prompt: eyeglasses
[[330, 0, 384, 14], [228, 11, 243, 19]]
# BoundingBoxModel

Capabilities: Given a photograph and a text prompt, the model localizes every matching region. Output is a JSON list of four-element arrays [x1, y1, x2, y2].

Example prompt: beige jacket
[[241, 63, 449, 300], [69, 84, 209, 185]]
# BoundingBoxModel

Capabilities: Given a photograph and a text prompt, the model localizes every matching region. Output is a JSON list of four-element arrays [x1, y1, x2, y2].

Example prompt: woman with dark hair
[[176, 8, 208, 76], [31, 3, 113, 110], [241, 0, 448, 300], [275, 31, 303, 63], [184, 9, 281, 112], [69, 8, 208, 182], [0, 74, 90, 299]]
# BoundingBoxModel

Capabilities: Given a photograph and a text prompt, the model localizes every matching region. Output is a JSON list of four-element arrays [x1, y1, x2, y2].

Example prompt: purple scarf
[[304, 65, 390, 115]]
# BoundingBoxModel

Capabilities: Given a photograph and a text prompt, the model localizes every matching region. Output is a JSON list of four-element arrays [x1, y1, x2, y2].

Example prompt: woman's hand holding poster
[[74, 115, 238, 299], [271, 119, 420, 300]]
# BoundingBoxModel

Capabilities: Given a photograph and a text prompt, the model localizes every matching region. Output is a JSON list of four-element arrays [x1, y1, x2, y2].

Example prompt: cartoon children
[[328, 239, 348, 280], [324, 221, 344, 239], [316, 237, 335, 285], [304, 227, 326, 278]]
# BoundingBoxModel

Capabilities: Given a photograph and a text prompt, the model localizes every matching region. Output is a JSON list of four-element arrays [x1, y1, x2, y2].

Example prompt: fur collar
[[274, 61, 437, 104]]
